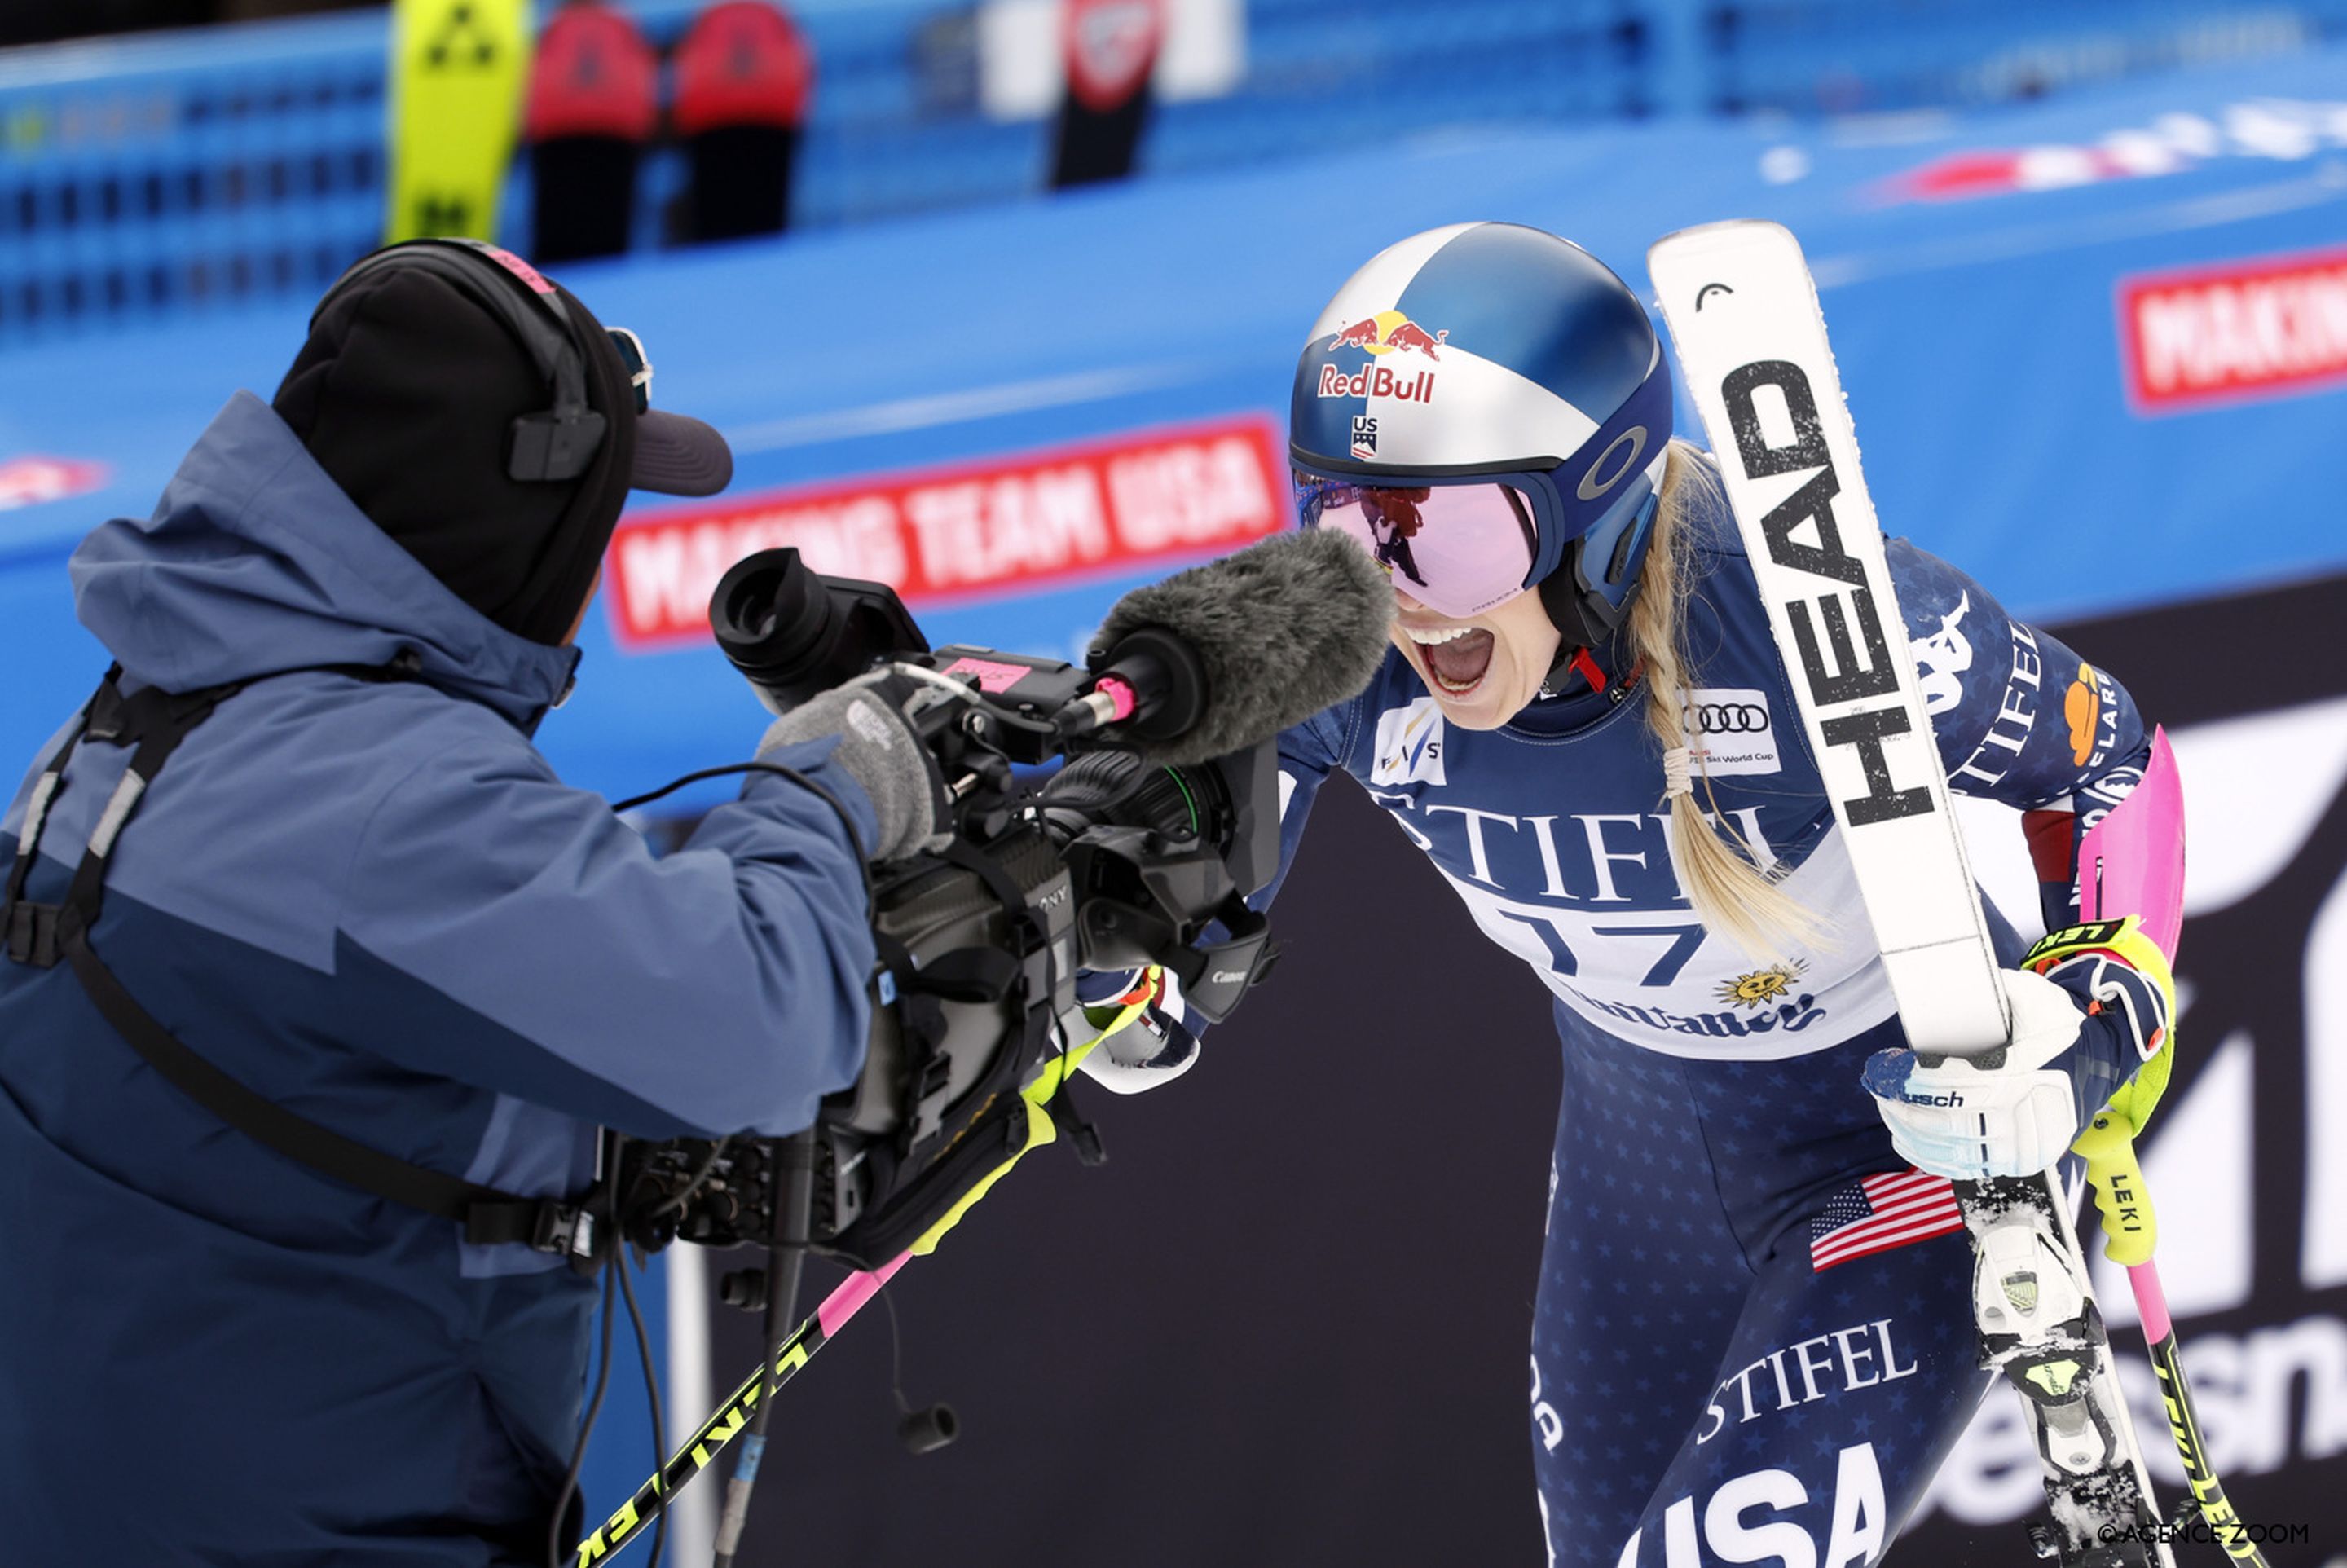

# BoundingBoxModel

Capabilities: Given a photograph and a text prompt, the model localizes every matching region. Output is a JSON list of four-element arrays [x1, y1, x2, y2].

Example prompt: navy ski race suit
[[0, 394, 883, 1565], [1147, 473, 2150, 1566]]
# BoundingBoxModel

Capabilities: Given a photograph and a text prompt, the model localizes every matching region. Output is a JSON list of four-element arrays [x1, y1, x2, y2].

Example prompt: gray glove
[[758, 672, 951, 862]]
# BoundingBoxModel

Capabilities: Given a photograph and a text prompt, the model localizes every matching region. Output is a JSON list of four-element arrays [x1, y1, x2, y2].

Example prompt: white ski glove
[[1864, 968, 2086, 1180], [1068, 970, 1201, 1095], [1864, 918, 2174, 1182]]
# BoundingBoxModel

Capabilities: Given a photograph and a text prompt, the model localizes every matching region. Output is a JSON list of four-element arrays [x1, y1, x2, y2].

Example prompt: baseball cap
[[601, 323, 733, 498], [274, 247, 733, 644]]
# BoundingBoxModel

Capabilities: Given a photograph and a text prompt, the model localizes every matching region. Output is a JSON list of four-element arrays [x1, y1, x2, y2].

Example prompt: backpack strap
[[5, 666, 602, 1264]]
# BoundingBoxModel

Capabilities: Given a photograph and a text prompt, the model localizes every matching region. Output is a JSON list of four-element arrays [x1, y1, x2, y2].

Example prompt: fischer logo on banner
[[0, 456, 109, 512], [2119, 246, 2347, 412], [605, 416, 1284, 650]]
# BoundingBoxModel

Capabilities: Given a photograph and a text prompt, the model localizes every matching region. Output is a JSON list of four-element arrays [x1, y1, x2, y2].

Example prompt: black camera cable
[[712, 1129, 815, 1568], [542, 1144, 675, 1568], [613, 1226, 668, 1568], [595, 759, 866, 1565], [610, 760, 874, 906], [879, 1290, 958, 1453], [548, 1155, 625, 1568], [638, 1134, 734, 1243]]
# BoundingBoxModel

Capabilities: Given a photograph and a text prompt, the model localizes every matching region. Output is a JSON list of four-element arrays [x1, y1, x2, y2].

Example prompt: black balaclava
[[271, 266, 637, 647]]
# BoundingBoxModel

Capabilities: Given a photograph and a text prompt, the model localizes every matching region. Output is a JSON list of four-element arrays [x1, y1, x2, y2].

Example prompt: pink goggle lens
[[1297, 478, 1539, 619]]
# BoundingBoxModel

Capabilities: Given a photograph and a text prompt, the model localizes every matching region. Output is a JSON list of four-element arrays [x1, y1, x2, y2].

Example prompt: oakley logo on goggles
[[1296, 476, 1538, 619]]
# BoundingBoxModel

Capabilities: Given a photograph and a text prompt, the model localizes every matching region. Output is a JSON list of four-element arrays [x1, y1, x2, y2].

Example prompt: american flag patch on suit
[[1811, 1168, 1963, 1271]]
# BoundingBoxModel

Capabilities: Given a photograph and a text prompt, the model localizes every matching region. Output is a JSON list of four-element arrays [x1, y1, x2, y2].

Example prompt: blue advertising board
[[3, 42, 2345, 801]]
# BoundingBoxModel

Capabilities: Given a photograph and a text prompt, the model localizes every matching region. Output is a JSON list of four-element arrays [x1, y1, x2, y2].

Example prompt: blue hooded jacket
[[0, 394, 881, 1565]]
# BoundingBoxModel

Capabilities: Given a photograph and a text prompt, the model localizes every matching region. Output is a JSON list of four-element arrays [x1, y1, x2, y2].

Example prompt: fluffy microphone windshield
[[1091, 527, 1394, 766]]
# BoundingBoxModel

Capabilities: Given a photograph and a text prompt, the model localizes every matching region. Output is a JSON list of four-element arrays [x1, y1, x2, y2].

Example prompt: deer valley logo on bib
[[1683, 687, 1781, 776], [1372, 697, 1447, 786]]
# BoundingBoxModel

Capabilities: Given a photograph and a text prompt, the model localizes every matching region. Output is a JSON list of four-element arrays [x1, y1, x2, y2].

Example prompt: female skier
[[1085, 222, 2179, 1563]]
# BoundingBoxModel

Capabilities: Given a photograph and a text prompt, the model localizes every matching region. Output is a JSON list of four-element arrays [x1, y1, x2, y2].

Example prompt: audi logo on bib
[[1693, 701, 1768, 733], [1681, 687, 1781, 776]]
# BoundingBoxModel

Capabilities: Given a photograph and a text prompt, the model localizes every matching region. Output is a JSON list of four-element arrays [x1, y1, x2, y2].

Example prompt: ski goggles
[[1294, 475, 1539, 619]]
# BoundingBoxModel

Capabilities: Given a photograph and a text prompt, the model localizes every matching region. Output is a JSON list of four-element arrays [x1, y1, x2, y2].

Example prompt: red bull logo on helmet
[[1325, 311, 1448, 359], [1317, 311, 1447, 403], [1381, 319, 1445, 357], [1317, 362, 1437, 402]]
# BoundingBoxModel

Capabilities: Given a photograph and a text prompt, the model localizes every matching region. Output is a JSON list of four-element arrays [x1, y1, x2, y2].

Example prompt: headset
[[311, 238, 607, 483]]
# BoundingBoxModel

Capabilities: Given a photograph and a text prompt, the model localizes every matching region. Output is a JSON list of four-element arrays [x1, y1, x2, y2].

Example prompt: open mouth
[[1409, 625, 1495, 695]]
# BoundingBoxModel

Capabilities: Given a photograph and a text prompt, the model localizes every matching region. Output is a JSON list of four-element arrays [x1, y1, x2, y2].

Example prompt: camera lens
[[728, 579, 780, 641], [709, 548, 929, 715], [1039, 751, 1214, 842], [711, 549, 830, 686]]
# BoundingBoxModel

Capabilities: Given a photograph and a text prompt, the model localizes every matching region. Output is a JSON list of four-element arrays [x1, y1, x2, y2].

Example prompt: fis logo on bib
[[1681, 688, 1780, 776], [1372, 697, 1446, 786]]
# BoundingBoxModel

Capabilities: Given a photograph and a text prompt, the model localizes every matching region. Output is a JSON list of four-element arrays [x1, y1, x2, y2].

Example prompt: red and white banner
[[605, 414, 1284, 650], [1874, 97, 2347, 206], [0, 456, 109, 513], [2118, 245, 2347, 412]]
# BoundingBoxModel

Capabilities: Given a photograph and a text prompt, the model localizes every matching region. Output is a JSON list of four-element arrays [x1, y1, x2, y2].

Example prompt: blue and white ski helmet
[[1289, 222, 1671, 645]]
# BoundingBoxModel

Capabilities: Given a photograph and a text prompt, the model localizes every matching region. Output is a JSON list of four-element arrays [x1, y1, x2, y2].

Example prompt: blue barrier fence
[[2, 0, 2345, 347]]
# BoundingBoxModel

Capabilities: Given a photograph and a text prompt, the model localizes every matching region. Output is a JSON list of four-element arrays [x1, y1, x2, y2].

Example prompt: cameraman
[[0, 243, 940, 1565]]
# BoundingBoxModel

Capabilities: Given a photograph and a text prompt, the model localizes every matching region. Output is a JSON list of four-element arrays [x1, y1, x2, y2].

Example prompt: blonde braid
[[1631, 441, 1828, 960]]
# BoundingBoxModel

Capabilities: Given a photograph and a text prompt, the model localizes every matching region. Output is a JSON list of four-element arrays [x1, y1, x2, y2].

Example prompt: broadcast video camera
[[619, 537, 1383, 1271]]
